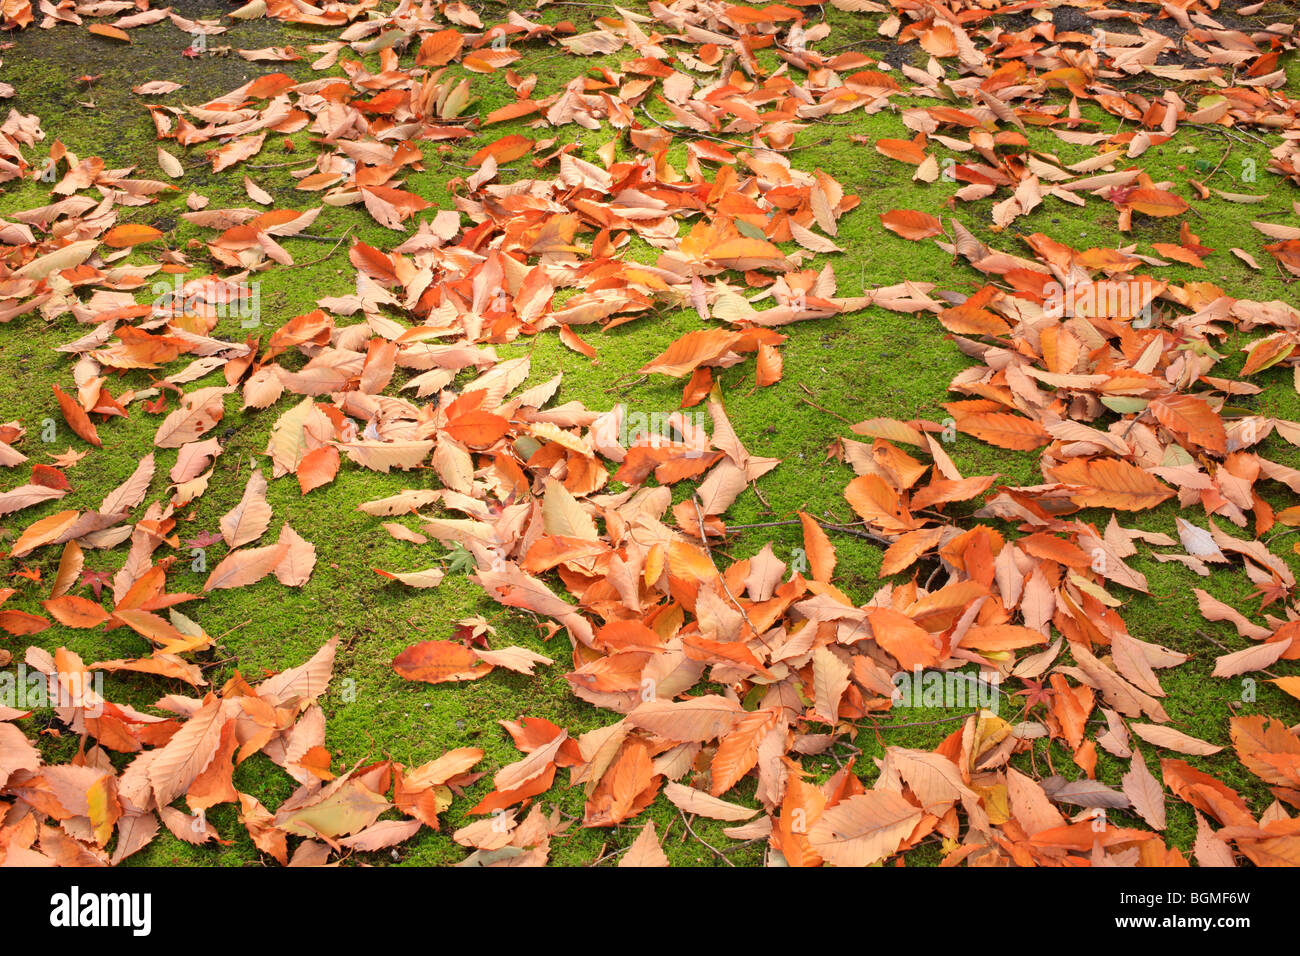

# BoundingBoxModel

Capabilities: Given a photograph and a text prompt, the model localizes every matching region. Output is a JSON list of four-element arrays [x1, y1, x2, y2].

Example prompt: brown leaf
[[1121, 749, 1166, 830], [203, 540, 290, 591], [806, 790, 922, 866], [880, 209, 943, 240], [1129, 723, 1222, 757], [626, 695, 744, 743], [154, 387, 227, 448], [393, 641, 493, 684], [662, 781, 758, 821], [53, 385, 100, 448], [619, 820, 670, 867], [1048, 458, 1175, 511], [219, 469, 272, 548]]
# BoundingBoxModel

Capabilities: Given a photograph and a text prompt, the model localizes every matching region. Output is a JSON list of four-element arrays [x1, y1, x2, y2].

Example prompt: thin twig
[[289, 232, 353, 243], [589, 844, 623, 866], [604, 374, 648, 395], [870, 712, 971, 730], [677, 808, 735, 866], [244, 161, 316, 169], [1188, 122, 1270, 147], [1201, 142, 1234, 184], [724, 519, 803, 530], [720, 836, 766, 855], [211, 617, 251, 643], [721, 516, 894, 547], [1121, 408, 1151, 441], [1264, 527, 1300, 546], [289, 225, 354, 269], [821, 523, 895, 547], [798, 383, 853, 423], [1193, 629, 1229, 651]]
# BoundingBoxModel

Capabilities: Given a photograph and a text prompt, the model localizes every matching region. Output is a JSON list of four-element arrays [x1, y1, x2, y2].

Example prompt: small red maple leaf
[[181, 46, 201, 59], [79, 569, 112, 599], [1012, 677, 1054, 711], [1107, 184, 1136, 207], [183, 530, 223, 549], [452, 623, 491, 649], [1249, 572, 1291, 610]]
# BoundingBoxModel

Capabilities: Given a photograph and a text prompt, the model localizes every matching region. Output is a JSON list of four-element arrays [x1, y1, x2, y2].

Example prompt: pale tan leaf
[[662, 781, 758, 821], [619, 820, 670, 867], [1122, 749, 1166, 830], [807, 790, 922, 867], [1129, 723, 1222, 756], [626, 695, 744, 743], [219, 468, 272, 548]]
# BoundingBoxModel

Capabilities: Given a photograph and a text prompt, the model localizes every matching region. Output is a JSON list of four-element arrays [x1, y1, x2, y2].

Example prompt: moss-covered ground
[[0, 1, 1297, 865]]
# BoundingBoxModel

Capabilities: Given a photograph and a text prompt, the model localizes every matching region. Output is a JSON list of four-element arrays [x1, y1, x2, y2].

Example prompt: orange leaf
[[469, 134, 534, 167], [1040, 67, 1086, 88], [1149, 393, 1226, 454], [88, 23, 131, 42], [1161, 758, 1252, 825], [559, 324, 596, 359], [681, 367, 713, 407], [443, 409, 509, 447], [875, 137, 927, 165], [866, 607, 942, 670], [416, 29, 464, 66], [879, 527, 944, 577], [1152, 243, 1204, 268], [844, 474, 915, 533], [245, 73, 296, 99], [1047, 458, 1175, 511], [880, 209, 943, 240], [705, 236, 788, 270], [626, 695, 743, 743], [1126, 188, 1188, 218], [961, 624, 1047, 652], [11, 510, 79, 558], [102, 224, 163, 248], [393, 640, 493, 684], [710, 708, 778, 795], [0, 610, 50, 635], [755, 342, 783, 386], [639, 329, 743, 378], [1230, 715, 1300, 787], [952, 411, 1049, 451], [1241, 333, 1296, 376], [52, 385, 101, 447], [1049, 675, 1094, 750], [42, 595, 109, 629], [297, 445, 340, 495], [483, 99, 542, 125], [909, 476, 995, 511]]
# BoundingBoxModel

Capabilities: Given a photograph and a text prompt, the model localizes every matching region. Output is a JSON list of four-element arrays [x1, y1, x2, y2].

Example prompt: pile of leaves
[[1, 0, 1299, 866]]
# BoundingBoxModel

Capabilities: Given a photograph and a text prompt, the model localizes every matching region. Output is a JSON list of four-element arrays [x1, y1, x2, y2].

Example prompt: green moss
[[0, 2, 1296, 867]]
